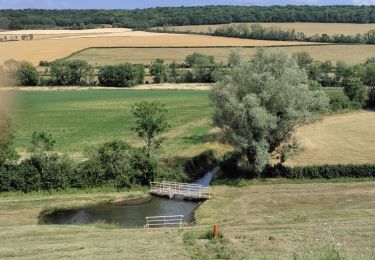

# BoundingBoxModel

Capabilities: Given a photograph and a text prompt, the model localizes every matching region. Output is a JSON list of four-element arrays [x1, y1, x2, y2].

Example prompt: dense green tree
[[292, 52, 313, 70], [131, 101, 170, 158], [342, 77, 368, 107], [367, 87, 375, 108], [185, 53, 214, 68], [15, 61, 40, 86], [1, 6, 375, 30], [150, 59, 169, 83], [98, 63, 144, 87], [50, 60, 94, 86], [228, 49, 242, 67], [210, 49, 329, 173]]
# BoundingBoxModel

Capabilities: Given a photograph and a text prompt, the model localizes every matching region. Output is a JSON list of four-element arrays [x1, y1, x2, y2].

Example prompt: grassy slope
[[10, 89, 220, 158], [68, 45, 375, 65], [10, 88, 346, 159], [10, 88, 356, 162], [0, 181, 374, 259]]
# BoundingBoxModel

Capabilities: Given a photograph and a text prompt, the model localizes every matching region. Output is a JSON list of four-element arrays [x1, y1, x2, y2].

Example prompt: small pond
[[41, 168, 218, 228]]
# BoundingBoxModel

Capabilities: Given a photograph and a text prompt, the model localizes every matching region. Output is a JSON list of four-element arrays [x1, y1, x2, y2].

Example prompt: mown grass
[[0, 181, 374, 259], [9, 88, 343, 159]]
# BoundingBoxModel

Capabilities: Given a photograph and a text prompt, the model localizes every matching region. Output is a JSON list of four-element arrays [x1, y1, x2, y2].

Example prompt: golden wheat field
[[0, 29, 323, 65], [160, 22, 375, 36], [287, 111, 375, 166], [68, 44, 375, 65]]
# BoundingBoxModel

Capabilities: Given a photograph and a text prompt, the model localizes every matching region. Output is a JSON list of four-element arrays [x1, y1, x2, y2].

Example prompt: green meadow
[[9, 88, 344, 158]]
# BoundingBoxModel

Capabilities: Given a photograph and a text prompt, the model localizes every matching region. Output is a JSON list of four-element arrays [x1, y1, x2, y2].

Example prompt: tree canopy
[[1, 6, 374, 30], [210, 48, 329, 173]]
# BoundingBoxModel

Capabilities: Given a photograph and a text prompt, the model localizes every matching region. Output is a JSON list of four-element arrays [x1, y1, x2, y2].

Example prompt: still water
[[42, 168, 217, 227]]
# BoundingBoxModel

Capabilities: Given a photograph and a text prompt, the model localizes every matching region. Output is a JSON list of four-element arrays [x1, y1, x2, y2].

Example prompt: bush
[[98, 63, 144, 87], [15, 61, 40, 86], [75, 141, 159, 189], [184, 150, 218, 180], [49, 59, 94, 86], [329, 94, 350, 112], [265, 163, 375, 179], [342, 77, 368, 107], [150, 59, 169, 83]]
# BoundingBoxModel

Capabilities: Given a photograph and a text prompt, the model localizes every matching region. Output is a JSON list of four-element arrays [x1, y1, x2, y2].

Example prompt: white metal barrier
[[145, 215, 184, 228], [150, 181, 211, 199]]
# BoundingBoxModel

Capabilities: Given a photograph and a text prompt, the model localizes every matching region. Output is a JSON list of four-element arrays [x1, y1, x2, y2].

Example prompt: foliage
[[0, 113, 18, 165], [293, 52, 313, 70], [98, 63, 144, 87], [266, 163, 375, 179], [150, 59, 169, 83], [1, 6, 375, 30], [131, 101, 170, 158], [228, 49, 242, 67], [329, 94, 351, 112], [75, 141, 158, 189], [213, 23, 375, 44], [15, 61, 40, 86], [342, 77, 368, 107], [185, 53, 214, 68], [29, 131, 56, 153], [210, 48, 329, 173], [49, 59, 94, 86]]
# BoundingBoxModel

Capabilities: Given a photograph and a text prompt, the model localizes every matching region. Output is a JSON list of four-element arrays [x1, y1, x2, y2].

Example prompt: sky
[[0, 0, 374, 10]]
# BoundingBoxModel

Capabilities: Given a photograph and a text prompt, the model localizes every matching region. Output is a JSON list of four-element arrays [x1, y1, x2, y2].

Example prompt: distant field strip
[[0, 30, 324, 65], [67, 45, 375, 65], [159, 22, 375, 36]]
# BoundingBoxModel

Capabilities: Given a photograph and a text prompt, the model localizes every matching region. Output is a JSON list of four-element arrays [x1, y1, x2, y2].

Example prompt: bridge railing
[[150, 181, 211, 199], [145, 215, 184, 228]]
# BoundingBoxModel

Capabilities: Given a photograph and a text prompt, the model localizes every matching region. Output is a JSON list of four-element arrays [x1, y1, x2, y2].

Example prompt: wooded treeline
[[1, 6, 375, 30]]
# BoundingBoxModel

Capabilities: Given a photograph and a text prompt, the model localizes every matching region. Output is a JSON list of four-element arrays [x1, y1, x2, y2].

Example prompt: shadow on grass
[[181, 132, 228, 145]]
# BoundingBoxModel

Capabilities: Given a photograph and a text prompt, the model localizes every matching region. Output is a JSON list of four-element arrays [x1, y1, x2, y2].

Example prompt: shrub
[[150, 59, 169, 83], [342, 77, 368, 107], [15, 61, 40, 86], [98, 63, 144, 87], [329, 94, 350, 112], [49, 59, 94, 86], [265, 163, 375, 179]]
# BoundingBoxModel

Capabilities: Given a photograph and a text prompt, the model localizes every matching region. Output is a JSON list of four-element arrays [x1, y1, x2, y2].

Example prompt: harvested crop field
[[0, 29, 323, 65], [67, 45, 375, 65], [159, 22, 375, 36], [288, 111, 375, 166]]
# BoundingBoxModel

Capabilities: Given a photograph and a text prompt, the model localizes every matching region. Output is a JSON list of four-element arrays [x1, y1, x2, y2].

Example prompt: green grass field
[[10, 89, 215, 158], [10, 88, 344, 159]]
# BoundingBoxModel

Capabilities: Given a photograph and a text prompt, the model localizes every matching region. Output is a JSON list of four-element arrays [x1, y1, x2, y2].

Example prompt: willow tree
[[210, 49, 329, 173]]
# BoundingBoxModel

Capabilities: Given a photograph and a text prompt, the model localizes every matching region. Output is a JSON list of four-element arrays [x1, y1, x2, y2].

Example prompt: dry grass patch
[[196, 181, 375, 259], [287, 111, 375, 166], [68, 45, 375, 65], [0, 32, 322, 65]]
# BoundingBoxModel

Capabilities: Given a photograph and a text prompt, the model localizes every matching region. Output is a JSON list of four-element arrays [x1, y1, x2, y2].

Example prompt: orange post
[[214, 224, 218, 239]]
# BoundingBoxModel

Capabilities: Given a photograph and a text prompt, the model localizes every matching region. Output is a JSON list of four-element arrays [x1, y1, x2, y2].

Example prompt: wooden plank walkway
[[150, 181, 212, 200]]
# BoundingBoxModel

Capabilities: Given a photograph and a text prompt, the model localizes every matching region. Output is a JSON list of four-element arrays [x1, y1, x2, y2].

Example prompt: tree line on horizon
[[1, 6, 375, 30]]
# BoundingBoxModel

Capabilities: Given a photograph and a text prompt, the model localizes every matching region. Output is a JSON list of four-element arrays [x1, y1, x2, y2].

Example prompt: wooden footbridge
[[150, 181, 212, 200]]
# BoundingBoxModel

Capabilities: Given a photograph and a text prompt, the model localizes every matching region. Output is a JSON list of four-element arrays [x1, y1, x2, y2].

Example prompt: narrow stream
[[41, 168, 217, 228]]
